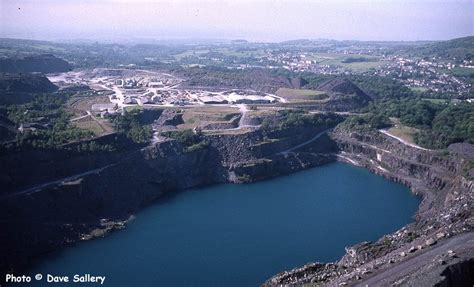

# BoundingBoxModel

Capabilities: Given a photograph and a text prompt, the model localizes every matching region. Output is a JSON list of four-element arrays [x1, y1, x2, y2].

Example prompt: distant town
[[0, 34, 473, 287], [150, 39, 473, 99]]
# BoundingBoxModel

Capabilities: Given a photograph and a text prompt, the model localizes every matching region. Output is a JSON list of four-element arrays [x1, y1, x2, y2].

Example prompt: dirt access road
[[355, 232, 474, 286]]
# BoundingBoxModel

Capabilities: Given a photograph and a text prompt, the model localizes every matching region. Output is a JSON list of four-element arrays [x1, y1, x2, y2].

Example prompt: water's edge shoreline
[[1, 125, 472, 286], [264, 129, 473, 286]]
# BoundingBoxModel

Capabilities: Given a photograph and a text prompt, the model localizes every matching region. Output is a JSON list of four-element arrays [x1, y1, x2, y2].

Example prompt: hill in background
[[0, 74, 58, 105], [0, 54, 72, 74], [413, 36, 474, 60]]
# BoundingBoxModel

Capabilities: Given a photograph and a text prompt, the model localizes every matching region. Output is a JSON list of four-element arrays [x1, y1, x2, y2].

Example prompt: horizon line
[[1, 35, 473, 44]]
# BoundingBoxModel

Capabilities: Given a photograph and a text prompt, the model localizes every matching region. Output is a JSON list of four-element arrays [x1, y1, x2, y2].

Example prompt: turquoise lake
[[26, 162, 420, 287]]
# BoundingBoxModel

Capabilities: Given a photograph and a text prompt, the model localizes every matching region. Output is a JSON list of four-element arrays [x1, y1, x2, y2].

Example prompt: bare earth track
[[356, 232, 474, 286]]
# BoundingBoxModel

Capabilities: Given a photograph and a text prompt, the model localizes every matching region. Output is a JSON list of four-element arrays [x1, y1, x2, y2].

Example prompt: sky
[[0, 0, 472, 42]]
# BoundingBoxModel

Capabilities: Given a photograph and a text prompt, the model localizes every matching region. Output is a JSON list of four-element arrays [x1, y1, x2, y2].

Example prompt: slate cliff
[[0, 123, 336, 275], [263, 128, 473, 286]]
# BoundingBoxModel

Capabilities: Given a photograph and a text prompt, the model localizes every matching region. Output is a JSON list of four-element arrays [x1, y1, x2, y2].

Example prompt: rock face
[[2, 116, 472, 285], [0, 120, 338, 275], [153, 109, 183, 128], [317, 78, 372, 102], [0, 114, 16, 141], [0, 74, 57, 93], [0, 55, 72, 73], [0, 73, 58, 105], [286, 78, 373, 112], [262, 128, 474, 286], [290, 76, 308, 89], [437, 258, 474, 286], [0, 138, 223, 274], [179, 68, 295, 93]]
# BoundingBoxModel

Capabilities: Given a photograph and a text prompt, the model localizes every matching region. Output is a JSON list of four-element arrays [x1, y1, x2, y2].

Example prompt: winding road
[[279, 128, 333, 156], [379, 129, 431, 151]]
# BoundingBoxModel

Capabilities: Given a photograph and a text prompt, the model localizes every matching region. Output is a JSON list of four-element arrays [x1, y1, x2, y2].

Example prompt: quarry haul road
[[355, 232, 474, 287], [0, 164, 116, 201], [237, 104, 248, 128], [279, 128, 333, 156], [379, 129, 431, 151]]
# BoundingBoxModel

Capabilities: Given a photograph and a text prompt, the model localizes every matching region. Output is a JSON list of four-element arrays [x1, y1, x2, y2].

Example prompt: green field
[[442, 67, 474, 84], [308, 53, 388, 72], [214, 48, 266, 58], [443, 67, 474, 78], [276, 88, 329, 101], [173, 49, 210, 60], [179, 106, 240, 129], [410, 87, 430, 93], [173, 47, 267, 60], [387, 117, 422, 144], [124, 106, 144, 112], [74, 117, 115, 136], [74, 120, 106, 136], [387, 125, 419, 144], [421, 98, 448, 104]]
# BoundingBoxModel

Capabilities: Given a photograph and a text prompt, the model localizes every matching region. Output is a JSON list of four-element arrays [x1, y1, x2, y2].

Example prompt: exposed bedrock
[[263, 128, 473, 286], [0, 123, 335, 275], [2, 122, 472, 285], [435, 258, 474, 287], [0, 139, 222, 274]]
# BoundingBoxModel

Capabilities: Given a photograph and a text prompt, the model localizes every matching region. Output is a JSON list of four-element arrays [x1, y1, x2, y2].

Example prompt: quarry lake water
[[27, 162, 420, 287]]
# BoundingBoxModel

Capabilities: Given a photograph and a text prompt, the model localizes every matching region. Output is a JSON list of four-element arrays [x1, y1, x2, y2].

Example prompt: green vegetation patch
[[387, 125, 419, 144], [442, 67, 474, 85], [109, 110, 152, 144], [414, 104, 474, 149], [446, 67, 474, 78], [308, 53, 387, 72], [276, 88, 329, 101], [421, 98, 449, 104], [339, 114, 392, 132], [410, 87, 429, 93], [6, 94, 97, 150], [462, 160, 474, 180], [161, 129, 209, 152], [341, 57, 377, 63], [346, 98, 474, 149], [349, 75, 415, 99], [262, 109, 343, 131], [74, 120, 104, 136]]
